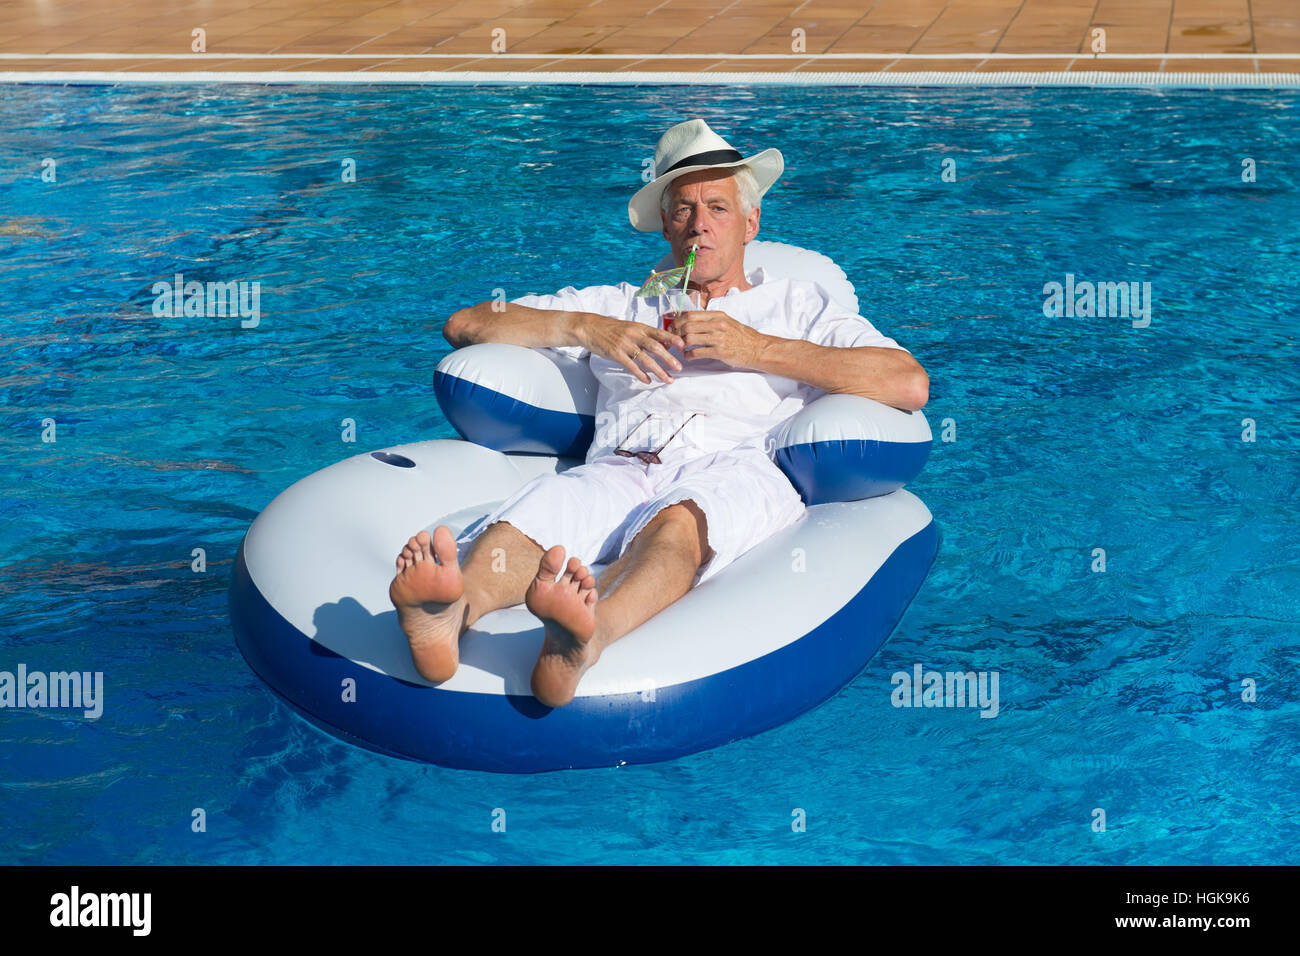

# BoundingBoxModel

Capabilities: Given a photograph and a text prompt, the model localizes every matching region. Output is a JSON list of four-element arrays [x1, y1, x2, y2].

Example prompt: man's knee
[[642, 500, 713, 564]]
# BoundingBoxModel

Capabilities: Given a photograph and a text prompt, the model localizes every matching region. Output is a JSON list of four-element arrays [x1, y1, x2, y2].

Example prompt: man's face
[[660, 169, 761, 282]]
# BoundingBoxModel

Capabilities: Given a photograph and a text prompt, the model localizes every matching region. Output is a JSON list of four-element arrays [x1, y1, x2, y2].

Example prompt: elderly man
[[389, 119, 928, 708]]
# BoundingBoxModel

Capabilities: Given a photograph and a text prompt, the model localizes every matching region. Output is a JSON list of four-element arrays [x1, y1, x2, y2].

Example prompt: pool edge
[[3, 70, 1299, 89]]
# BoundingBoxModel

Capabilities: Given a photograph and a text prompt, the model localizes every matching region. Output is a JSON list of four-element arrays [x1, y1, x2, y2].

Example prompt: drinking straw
[[681, 244, 698, 294]]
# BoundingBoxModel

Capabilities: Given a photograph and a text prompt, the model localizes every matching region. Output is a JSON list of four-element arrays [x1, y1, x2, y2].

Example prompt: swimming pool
[[1, 82, 1297, 864]]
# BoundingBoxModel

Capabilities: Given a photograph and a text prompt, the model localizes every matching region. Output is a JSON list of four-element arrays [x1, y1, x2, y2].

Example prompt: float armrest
[[773, 393, 932, 505], [433, 343, 598, 458]]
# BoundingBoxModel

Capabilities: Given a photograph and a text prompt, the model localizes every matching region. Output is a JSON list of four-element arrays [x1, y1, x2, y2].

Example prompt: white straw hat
[[628, 119, 784, 232]]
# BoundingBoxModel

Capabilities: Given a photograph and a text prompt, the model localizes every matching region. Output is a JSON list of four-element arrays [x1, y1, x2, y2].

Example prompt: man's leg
[[527, 500, 710, 708], [527, 447, 806, 707], [389, 520, 543, 683], [390, 456, 649, 683]]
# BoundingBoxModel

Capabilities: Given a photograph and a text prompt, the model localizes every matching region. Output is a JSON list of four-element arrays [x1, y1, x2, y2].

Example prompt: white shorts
[[456, 447, 806, 587]]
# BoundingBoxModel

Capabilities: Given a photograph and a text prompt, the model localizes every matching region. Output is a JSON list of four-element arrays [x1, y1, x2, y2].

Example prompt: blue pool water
[[1, 83, 1297, 865]]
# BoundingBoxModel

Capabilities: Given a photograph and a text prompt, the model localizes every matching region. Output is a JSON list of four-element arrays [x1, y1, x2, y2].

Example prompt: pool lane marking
[[3, 71, 1298, 88]]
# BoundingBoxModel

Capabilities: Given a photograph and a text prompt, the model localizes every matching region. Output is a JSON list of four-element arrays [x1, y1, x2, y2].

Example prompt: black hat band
[[659, 148, 745, 177]]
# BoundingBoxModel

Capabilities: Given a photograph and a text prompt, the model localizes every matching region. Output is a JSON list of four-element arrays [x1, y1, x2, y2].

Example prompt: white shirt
[[510, 265, 910, 464]]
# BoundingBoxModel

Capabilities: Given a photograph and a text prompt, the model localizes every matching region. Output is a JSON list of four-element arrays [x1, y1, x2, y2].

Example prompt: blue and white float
[[230, 241, 939, 773]]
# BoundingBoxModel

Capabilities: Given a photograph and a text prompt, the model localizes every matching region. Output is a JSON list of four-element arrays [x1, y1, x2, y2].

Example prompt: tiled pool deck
[[0, 0, 1296, 80]]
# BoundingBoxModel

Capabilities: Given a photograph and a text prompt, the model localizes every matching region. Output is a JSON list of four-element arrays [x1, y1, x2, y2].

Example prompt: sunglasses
[[614, 413, 700, 465]]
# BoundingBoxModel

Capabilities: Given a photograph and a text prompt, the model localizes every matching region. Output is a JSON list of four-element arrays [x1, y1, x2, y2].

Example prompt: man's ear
[[745, 205, 761, 244]]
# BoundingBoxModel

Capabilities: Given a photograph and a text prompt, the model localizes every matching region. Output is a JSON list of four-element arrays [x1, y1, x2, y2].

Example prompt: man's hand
[[581, 313, 685, 385], [672, 310, 765, 369]]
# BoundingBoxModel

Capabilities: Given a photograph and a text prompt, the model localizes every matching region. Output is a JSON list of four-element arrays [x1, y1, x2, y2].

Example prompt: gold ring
[[631, 347, 641, 361]]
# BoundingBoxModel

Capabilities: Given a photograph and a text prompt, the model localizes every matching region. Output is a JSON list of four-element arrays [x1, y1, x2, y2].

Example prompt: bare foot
[[388, 527, 468, 683], [526, 545, 600, 708]]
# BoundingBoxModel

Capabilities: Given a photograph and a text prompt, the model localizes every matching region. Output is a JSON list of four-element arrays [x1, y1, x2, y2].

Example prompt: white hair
[[661, 164, 761, 218]]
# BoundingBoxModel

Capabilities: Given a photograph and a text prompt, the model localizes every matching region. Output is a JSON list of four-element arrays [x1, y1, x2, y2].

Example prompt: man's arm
[[751, 335, 929, 411], [444, 300, 686, 385], [442, 301, 589, 351], [673, 310, 929, 411]]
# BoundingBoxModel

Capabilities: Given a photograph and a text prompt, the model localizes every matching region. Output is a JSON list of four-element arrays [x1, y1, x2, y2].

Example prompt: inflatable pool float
[[229, 240, 939, 772]]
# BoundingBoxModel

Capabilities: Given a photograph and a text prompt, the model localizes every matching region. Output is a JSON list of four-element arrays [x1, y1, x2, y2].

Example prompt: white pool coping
[[2, 70, 1298, 88]]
